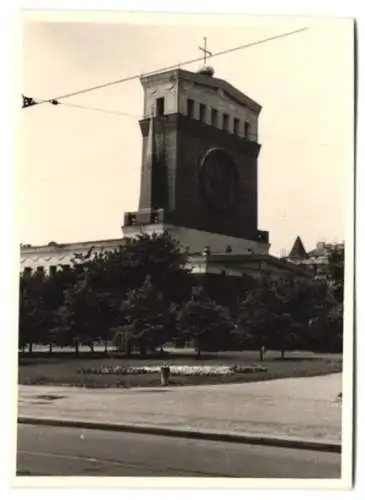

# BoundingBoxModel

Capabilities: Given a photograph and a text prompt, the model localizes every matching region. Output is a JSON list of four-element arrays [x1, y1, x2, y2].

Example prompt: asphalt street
[[16, 424, 341, 478]]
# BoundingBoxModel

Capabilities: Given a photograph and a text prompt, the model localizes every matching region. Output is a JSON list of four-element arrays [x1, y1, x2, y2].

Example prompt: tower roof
[[288, 236, 308, 260], [140, 68, 261, 113]]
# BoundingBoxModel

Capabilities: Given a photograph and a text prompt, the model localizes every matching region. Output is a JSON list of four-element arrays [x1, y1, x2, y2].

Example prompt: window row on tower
[[186, 98, 252, 138], [155, 96, 253, 139]]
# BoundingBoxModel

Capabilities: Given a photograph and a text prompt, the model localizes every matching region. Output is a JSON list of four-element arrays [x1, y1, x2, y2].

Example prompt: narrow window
[[234, 118, 240, 134], [50, 265, 57, 276], [36, 266, 44, 273], [156, 97, 165, 116], [24, 267, 32, 275], [187, 99, 194, 118], [199, 103, 206, 121], [244, 121, 250, 138], [211, 109, 218, 127], [222, 113, 229, 131]]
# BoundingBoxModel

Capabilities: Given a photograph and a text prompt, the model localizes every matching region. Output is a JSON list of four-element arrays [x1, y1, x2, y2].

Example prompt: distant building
[[287, 236, 308, 261], [284, 237, 344, 278]]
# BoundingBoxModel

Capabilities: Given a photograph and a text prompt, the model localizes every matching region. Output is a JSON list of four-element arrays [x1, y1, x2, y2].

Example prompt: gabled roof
[[288, 236, 308, 260]]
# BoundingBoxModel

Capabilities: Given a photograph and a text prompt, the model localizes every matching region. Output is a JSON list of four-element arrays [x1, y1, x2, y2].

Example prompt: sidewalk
[[18, 373, 342, 445]]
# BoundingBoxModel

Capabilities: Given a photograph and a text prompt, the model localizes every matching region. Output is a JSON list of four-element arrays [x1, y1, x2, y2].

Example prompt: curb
[[17, 416, 341, 453]]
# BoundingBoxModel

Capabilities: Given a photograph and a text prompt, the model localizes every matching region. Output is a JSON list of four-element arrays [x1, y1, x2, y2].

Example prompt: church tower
[[122, 65, 269, 255]]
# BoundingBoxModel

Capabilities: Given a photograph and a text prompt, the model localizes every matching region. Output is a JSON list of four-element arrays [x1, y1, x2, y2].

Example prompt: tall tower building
[[19, 61, 311, 280], [122, 66, 269, 255]]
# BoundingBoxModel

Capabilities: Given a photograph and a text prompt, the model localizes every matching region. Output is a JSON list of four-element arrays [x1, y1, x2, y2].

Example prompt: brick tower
[[122, 66, 269, 255]]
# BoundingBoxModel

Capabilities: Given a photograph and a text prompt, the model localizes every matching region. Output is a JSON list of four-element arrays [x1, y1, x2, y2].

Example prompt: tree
[[119, 275, 172, 356], [327, 245, 344, 304], [236, 277, 309, 359], [177, 287, 235, 357], [85, 232, 190, 298], [270, 312, 299, 360], [327, 302, 344, 350], [42, 264, 78, 352], [236, 277, 282, 354], [293, 277, 342, 353], [19, 269, 47, 351], [51, 275, 101, 354], [325, 245, 344, 351], [42, 231, 192, 355], [74, 231, 192, 336], [196, 272, 256, 314], [122, 231, 192, 304]]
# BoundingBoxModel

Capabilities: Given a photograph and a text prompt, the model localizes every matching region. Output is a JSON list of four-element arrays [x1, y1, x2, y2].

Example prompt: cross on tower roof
[[198, 36, 213, 66]]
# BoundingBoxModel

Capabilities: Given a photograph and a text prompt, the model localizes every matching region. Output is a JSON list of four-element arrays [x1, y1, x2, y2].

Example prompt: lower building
[[20, 236, 311, 281]]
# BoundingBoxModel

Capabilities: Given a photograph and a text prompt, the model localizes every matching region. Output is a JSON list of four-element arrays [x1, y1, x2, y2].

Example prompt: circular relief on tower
[[199, 148, 238, 213]]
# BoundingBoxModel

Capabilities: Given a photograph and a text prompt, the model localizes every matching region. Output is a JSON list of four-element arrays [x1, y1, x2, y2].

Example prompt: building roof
[[191, 252, 313, 278], [20, 238, 125, 254], [140, 68, 262, 113], [307, 241, 344, 258], [288, 236, 308, 260]]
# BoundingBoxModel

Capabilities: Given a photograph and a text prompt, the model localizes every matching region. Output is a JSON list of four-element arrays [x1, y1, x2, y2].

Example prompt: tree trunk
[[89, 343, 94, 353], [281, 348, 285, 360], [49, 343, 53, 353], [259, 346, 266, 362], [125, 339, 132, 356], [28, 342, 33, 353], [104, 340, 108, 353], [75, 341, 79, 356], [139, 342, 146, 357], [22, 345, 25, 353]]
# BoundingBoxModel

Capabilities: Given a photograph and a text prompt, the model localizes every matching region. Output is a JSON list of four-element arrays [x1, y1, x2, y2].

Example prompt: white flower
[[78, 364, 267, 376]]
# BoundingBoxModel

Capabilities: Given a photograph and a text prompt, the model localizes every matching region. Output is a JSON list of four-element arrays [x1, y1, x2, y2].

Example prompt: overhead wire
[[22, 26, 309, 109], [51, 102, 141, 117]]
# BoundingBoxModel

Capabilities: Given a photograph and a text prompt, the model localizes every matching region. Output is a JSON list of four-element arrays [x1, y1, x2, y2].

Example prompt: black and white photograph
[[14, 9, 354, 486]]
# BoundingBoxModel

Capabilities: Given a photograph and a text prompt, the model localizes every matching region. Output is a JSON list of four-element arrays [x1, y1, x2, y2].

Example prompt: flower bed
[[77, 364, 267, 376]]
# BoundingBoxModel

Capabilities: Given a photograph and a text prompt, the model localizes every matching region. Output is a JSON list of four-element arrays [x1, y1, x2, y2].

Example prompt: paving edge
[[17, 416, 341, 453]]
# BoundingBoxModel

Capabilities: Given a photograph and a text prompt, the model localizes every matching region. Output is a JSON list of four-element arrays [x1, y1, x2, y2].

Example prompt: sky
[[19, 12, 354, 257]]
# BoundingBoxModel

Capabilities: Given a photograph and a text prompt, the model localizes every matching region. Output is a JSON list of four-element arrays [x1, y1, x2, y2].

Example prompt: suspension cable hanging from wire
[[22, 26, 309, 109]]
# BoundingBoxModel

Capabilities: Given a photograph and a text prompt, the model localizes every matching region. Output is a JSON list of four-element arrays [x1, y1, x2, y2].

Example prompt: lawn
[[18, 350, 342, 389]]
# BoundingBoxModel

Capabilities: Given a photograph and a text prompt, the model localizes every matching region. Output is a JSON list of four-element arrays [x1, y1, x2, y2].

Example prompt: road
[[16, 424, 341, 478]]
